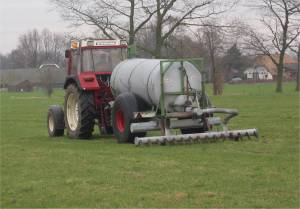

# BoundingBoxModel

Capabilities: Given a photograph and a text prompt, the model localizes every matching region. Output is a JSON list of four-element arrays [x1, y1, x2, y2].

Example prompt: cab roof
[[71, 39, 127, 49]]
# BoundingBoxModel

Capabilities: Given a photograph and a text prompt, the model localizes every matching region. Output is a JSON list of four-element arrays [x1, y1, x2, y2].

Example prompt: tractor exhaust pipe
[[134, 128, 258, 146]]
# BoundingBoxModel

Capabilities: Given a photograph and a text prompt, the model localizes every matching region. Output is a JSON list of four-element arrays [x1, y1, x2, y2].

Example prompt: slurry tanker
[[47, 39, 258, 145]]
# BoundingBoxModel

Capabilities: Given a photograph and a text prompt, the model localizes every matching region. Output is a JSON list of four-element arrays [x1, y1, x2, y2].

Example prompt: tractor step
[[134, 128, 258, 146]]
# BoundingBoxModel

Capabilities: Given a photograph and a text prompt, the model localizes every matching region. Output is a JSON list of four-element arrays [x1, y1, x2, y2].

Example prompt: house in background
[[244, 66, 273, 81], [251, 54, 298, 81], [7, 80, 34, 92]]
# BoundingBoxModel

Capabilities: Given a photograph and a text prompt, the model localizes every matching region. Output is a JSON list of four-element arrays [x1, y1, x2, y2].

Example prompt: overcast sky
[[0, 0, 69, 54], [0, 0, 262, 55]]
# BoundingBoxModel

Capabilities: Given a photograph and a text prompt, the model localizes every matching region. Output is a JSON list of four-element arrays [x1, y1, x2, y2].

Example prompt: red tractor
[[47, 39, 128, 139]]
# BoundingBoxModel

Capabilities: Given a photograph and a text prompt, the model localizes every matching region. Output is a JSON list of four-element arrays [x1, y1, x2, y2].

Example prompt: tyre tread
[[65, 84, 95, 139]]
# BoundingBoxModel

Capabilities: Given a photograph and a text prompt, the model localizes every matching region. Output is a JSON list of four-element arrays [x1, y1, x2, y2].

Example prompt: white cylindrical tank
[[110, 59, 202, 112]]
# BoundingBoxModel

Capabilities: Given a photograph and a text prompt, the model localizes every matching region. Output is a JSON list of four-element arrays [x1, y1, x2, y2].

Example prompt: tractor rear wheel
[[47, 105, 65, 137], [64, 84, 95, 139], [111, 93, 146, 143]]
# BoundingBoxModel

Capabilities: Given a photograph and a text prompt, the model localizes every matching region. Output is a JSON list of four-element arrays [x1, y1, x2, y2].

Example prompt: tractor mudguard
[[64, 75, 81, 90], [64, 73, 100, 91], [78, 72, 100, 90]]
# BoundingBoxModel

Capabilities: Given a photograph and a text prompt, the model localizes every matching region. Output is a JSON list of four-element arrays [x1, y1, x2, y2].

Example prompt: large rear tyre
[[112, 93, 146, 143], [47, 105, 65, 137], [64, 84, 95, 139]]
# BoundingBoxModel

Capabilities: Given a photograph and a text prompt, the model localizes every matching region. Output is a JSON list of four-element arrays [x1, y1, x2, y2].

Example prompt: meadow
[[0, 83, 299, 208]]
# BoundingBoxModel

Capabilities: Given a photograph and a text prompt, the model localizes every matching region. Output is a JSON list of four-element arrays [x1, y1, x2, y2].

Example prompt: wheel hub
[[116, 109, 125, 132], [48, 115, 54, 132], [66, 93, 79, 131]]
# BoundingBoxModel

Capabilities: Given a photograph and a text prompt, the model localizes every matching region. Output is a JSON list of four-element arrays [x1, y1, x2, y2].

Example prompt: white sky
[[0, 0, 70, 54], [0, 0, 262, 55]]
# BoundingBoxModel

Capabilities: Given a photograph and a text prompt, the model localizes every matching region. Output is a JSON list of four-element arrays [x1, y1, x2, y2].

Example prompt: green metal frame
[[159, 58, 205, 117], [127, 45, 137, 58]]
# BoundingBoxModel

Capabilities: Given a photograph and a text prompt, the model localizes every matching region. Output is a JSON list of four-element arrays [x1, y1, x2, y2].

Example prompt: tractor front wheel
[[64, 84, 95, 139], [47, 105, 65, 137]]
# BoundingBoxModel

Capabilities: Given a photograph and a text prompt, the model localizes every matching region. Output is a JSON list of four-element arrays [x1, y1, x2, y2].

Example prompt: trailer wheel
[[112, 93, 146, 143], [47, 105, 65, 137], [65, 84, 95, 139]]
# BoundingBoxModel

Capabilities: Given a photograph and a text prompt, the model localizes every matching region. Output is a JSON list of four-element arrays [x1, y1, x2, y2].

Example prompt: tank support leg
[[160, 119, 171, 136]]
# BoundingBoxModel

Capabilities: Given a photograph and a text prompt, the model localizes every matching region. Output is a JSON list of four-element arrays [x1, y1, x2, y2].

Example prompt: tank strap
[[127, 59, 148, 91], [146, 62, 160, 106], [111, 59, 129, 90]]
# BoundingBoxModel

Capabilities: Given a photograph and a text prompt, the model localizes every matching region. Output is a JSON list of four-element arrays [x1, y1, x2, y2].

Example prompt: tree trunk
[[154, 36, 162, 58], [209, 43, 219, 95], [296, 44, 300, 92], [155, 20, 162, 58], [276, 53, 285, 93], [212, 60, 218, 95], [128, 0, 135, 45], [154, 0, 162, 58], [211, 55, 223, 96]]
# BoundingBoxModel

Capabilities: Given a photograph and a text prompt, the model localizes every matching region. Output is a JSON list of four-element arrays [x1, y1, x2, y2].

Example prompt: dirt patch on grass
[[198, 191, 218, 198], [145, 192, 189, 203], [174, 192, 188, 201], [122, 171, 145, 180], [157, 160, 179, 168]]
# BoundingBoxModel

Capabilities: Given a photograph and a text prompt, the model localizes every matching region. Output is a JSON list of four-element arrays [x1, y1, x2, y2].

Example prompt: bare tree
[[40, 29, 67, 66], [244, 0, 300, 92], [135, 23, 157, 57], [152, 0, 234, 58], [296, 44, 300, 91], [52, 0, 236, 58], [51, 0, 156, 45], [0, 50, 25, 69], [18, 29, 41, 68], [0, 29, 67, 69], [200, 22, 225, 95], [164, 33, 202, 58], [290, 43, 300, 91]]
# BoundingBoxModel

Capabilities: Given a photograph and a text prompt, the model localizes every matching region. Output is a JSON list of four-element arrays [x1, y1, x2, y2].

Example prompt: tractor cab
[[66, 39, 128, 73], [65, 39, 128, 89]]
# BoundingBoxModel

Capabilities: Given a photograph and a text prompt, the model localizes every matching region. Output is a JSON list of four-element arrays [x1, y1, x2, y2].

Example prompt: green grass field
[[0, 83, 299, 208]]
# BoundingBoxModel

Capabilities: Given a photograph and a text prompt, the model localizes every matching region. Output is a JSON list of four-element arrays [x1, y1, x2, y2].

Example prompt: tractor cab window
[[82, 48, 126, 72]]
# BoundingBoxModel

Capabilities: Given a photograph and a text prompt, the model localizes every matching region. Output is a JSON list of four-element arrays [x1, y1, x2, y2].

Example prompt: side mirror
[[65, 50, 70, 58]]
